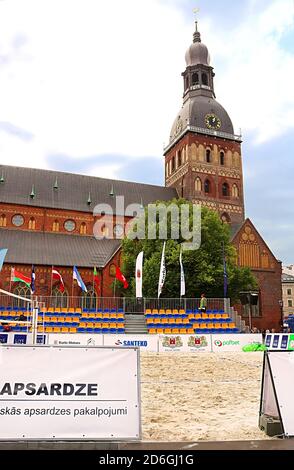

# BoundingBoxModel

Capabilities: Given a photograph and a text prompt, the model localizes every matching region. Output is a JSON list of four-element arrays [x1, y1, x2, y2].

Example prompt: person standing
[[199, 293, 207, 313]]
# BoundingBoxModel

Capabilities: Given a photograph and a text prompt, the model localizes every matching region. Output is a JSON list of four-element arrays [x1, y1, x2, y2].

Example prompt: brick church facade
[[0, 22, 282, 330]]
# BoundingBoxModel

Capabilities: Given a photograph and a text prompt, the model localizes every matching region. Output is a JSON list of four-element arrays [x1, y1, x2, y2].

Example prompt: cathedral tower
[[164, 22, 245, 225]]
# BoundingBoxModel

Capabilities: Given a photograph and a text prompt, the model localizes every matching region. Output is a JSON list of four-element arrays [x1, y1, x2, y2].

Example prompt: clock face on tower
[[205, 113, 221, 130]]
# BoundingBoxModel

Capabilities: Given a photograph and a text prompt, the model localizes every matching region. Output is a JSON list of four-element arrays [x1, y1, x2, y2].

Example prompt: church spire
[[193, 21, 201, 43]]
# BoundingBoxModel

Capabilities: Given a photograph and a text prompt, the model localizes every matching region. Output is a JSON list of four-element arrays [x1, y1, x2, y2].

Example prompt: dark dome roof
[[170, 96, 234, 141], [185, 41, 210, 67]]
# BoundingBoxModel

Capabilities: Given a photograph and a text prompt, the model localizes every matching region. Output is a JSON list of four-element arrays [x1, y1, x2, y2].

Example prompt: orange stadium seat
[[164, 329, 172, 334], [148, 328, 156, 334], [75, 308, 82, 314], [187, 329, 194, 334]]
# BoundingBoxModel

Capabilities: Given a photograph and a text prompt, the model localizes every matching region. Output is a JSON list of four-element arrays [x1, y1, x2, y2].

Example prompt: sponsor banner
[[211, 334, 263, 352], [103, 334, 158, 352], [48, 333, 103, 347], [186, 334, 211, 352], [158, 334, 211, 352], [0, 345, 140, 440], [265, 334, 294, 351], [0, 333, 47, 345]]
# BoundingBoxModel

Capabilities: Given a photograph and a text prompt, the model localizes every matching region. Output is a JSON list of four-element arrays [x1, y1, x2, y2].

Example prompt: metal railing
[[0, 294, 227, 314]]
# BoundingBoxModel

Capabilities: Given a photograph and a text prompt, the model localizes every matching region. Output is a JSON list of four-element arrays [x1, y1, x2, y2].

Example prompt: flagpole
[[9, 267, 13, 293], [50, 266, 53, 297], [71, 267, 74, 308]]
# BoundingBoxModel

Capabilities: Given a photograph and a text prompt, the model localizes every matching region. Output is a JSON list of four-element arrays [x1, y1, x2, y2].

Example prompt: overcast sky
[[0, 0, 294, 263]]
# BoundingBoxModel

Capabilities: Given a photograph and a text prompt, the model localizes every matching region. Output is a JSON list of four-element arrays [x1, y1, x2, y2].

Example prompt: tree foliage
[[120, 199, 257, 300]]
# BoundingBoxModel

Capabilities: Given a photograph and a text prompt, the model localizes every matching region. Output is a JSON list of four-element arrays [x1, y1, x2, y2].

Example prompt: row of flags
[[7, 265, 127, 294], [1, 244, 228, 298]]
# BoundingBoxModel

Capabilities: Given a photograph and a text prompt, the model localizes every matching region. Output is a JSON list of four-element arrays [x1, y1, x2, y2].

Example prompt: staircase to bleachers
[[124, 314, 148, 334]]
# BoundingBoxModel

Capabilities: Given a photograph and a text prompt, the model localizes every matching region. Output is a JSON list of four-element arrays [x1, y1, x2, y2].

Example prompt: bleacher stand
[[0, 307, 125, 334], [144, 308, 239, 334]]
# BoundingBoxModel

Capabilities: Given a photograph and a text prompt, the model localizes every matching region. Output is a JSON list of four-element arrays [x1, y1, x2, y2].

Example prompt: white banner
[[135, 251, 144, 298], [158, 241, 166, 298], [158, 334, 211, 352], [211, 334, 263, 352], [103, 334, 158, 352], [0, 345, 140, 440], [179, 247, 185, 297], [48, 333, 103, 347], [266, 351, 294, 436]]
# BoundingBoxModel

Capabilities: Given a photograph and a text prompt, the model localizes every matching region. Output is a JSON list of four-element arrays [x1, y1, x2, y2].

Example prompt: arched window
[[232, 184, 239, 198], [220, 151, 225, 166], [109, 264, 116, 277], [195, 177, 202, 192], [185, 76, 189, 90], [0, 214, 6, 227], [52, 286, 68, 308], [202, 73, 208, 86], [222, 182, 230, 197], [13, 285, 31, 308], [206, 149, 211, 163], [204, 179, 211, 194], [221, 213, 231, 224], [29, 217, 36, 230], [53, 220, 59, 232], [80, 286, 97, 310], [192, 72, 199, 85], [80, 222, 87, 234]]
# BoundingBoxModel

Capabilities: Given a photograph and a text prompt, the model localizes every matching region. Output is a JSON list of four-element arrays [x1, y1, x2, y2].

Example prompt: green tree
[[120, 199, 257, 300]]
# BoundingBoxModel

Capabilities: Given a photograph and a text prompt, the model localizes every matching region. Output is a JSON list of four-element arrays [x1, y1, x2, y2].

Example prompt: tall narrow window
[[53, 220, 59, 232], [171, 156, 175, 172], [185, 76, 189, 90], [220, 151, 225, 166], [80, 222, 87, 234], [204, 179, 211, 194], [202, 73, 208, 86], [177, 150, 181, 168], [192, 72, 199, 85], [29, 217, 36, 230], [0, 214, 6, 227], [206, 149, 211, 163], [195, 177, 202, 192], [222, 182, 229, 197]]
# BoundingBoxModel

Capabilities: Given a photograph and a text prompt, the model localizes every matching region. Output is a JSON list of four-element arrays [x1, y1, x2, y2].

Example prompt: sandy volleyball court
[[140, 352, 271, 441]]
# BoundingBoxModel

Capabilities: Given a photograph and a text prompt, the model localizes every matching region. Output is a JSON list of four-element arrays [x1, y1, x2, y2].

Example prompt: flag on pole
[[0, 248, 8, 272], [31, 265, 36, 294], [158, 241, 166, 298], [93, 267, 100, 293], [222, 242, 228, 298], [135, 251, 144, 298], [73, 266, 87, 292], [179, 246, 185, 297], [11, 267, 31, 288], [115, 266, 128, 289], [52, 267, 65, 293]]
